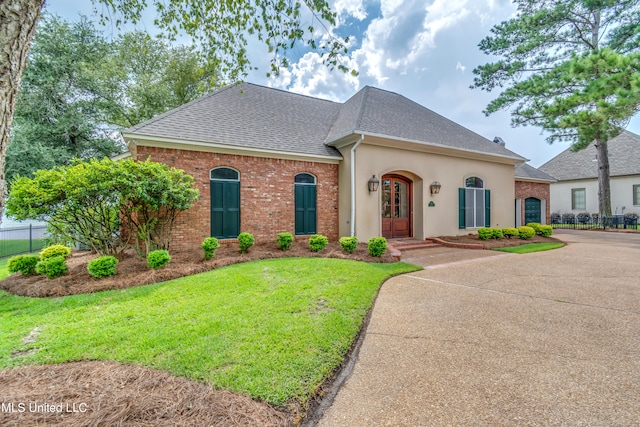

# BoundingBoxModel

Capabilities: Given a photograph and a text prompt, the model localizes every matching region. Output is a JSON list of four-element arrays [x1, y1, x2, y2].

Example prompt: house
[[538, 131, 640, 216], [514, 162, 556, 225], [122, 83, 527, 250]]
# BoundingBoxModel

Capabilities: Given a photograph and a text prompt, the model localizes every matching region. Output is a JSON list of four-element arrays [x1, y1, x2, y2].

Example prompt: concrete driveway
[[316, 231, 640, 426]]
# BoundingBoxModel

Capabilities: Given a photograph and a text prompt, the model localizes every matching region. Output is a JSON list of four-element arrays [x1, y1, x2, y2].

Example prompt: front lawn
[[0, 258, 420, 406]]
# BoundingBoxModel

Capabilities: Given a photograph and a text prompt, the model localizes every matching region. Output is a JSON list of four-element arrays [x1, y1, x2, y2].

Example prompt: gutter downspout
[[350, 134, 364, 237]]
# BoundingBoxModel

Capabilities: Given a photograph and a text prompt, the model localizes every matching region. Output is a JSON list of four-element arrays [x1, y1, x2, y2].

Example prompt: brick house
[[122, 83, 529, 250], [515, 163, 556, 225]]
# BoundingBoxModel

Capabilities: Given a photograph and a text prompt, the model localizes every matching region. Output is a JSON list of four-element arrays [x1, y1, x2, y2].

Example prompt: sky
[[45, 0, 640, 168]]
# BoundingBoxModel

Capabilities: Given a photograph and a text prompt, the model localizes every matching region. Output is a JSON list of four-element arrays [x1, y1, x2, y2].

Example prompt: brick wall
[[137, 146, 339, 250], [515, 180, 551, 224]]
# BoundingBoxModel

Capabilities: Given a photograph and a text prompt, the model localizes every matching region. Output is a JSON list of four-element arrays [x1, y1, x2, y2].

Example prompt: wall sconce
[[368, 175, 380, 192], [430, 181, 442, 195]]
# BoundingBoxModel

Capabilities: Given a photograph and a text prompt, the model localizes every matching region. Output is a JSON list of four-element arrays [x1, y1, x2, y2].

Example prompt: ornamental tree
[[472, 0, 640, 216]]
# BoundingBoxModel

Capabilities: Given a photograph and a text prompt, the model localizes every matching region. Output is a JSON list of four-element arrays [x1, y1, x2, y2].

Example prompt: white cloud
[[456, 61, 466, 74], [334, 0, 367, 21]]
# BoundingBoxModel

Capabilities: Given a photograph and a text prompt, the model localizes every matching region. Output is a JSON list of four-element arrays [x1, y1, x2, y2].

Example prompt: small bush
[[526, 222, 542, 234], [7, 254, 39, 275], [40, 244, 71, 260], [368, 237, 387, 257], [518, 226, 536, 240], [36, 255, 68, 279], [309, 234, 329, 252], [538, 225, 553, 237], [502, 227, 519, 239], [276, 232, 294, 251], [576, 212, 591, 224], [238, 232, 255, 253], [339, 236, 358, 254], [491, 228, 503, 239], [478, 228, 493, 240], [202, 237, 220, 260], [87, 256, 118, 278], [147, 250, 171, 269]]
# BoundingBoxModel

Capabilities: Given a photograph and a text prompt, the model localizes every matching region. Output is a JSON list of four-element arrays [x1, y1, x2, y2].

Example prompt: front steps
[[387, 238, 442, 252]]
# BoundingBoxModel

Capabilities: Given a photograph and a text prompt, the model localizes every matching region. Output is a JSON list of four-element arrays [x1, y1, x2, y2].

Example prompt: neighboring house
[[514, 163, 556, 225], [539, 131, 640, 216], [122, 83, 526, 250]]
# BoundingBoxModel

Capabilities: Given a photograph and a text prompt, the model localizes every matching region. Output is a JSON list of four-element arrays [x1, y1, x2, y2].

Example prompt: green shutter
[[458, 188, 466, 229], [484, 189, 491, 228], [210, 180, 240, 239], [295, 184, 317, 235]]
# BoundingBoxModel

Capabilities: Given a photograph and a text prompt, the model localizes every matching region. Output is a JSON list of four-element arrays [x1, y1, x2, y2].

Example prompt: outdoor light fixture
[[430, 181, 442, 195], [368, 175, 380, 192]]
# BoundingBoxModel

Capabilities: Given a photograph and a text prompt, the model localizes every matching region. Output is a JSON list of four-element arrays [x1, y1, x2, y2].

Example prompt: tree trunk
[[0, 0, 44, 224], [595, 138, 612, 217]]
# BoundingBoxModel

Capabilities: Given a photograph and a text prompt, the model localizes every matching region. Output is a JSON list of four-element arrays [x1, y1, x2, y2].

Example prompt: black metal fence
[[550, 213, 639, 230], [0, 225, 48, 258]]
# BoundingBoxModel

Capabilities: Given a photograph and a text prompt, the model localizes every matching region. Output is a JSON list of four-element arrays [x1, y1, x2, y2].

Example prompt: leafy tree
[[7, 14, 122, 184], [6, 158, 199, 256], [472, 0, 640, 216], [0, 0, 349, 224]]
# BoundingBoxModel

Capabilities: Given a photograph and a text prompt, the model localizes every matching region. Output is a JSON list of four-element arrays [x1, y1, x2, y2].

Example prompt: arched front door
[[524, 197, 541, 224], [381, 175, 412, 239]]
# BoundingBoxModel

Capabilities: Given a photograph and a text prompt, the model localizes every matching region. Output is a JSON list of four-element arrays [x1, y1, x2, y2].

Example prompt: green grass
[[493, 242, 565, 254], [0, 258, 420, 406], [0, 239, 46, 258]]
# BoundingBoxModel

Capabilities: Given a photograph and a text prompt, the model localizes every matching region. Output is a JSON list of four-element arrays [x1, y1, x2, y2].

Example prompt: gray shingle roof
[[538, 131, 640, 180], [125, 83, 525, 161], [515, 163, 556, 182]]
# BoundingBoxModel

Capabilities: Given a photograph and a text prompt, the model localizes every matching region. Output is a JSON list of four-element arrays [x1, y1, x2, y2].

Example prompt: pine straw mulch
[[0, 240, 398, 427], [0, 361, 291, 427], [437, 233, 564, 249], [0, 240, 397, 298]]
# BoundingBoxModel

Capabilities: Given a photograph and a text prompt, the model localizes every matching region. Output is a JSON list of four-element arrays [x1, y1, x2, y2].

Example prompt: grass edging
[[492, 242, 565, 254]]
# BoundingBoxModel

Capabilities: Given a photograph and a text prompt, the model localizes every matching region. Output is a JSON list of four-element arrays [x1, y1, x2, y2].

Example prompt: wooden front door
[[382, 175, 412, 238]]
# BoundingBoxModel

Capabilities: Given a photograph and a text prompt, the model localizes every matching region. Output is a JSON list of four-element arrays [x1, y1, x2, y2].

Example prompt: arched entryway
[[381, 174, 412, 238], [524, 197, 541, 224]]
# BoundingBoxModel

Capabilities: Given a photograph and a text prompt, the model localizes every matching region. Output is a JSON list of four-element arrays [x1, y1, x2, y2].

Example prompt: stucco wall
[[515, 180, 551, 225], [549, 176, 640, 215], [136, 145, 340, 249], [338, 139, 517, 241]]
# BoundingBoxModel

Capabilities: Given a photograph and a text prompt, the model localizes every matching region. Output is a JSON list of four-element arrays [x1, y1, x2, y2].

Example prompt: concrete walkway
[[316, 231, 640, 426]]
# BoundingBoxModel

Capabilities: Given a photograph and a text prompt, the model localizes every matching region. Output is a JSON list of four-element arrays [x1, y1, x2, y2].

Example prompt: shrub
[[368, 237, 387, 257], [526, 222, 542, 234], [35, 255, 68, 279], [40, 244, 71, 260], [202, 237, 220, 260], [518, 226, 536, 240], [7, 254, 39, 275], [309, 234, 329, 252], [478, 228, 493, 240], [491, 228, 503, 239], [339, 236, 358, 254], [147, 250, 171, 269], [502, 227, 519, 239], [87, 256, 118, 278], [576, 212, 591, 224], [561, 213, 575, 224], [238, 232, 255, 253], [538, 225, 553, 237], [276, 232, 294, 251]]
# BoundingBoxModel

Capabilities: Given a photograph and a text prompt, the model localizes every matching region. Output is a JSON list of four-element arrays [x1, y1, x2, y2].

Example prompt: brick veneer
[[137, 146, 339, 250], [515, 180, 551, 224]]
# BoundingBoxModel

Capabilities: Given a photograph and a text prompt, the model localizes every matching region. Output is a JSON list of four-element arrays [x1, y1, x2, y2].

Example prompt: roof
[[515, 163, 556, 182], [124, 82, 525, 161], [538, 131, 640, 181]]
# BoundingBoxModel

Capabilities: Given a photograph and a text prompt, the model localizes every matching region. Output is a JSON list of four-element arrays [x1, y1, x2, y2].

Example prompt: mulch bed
[[0, 361, 291, 427], [437, 233, 564, 249], [0, 240, 397, 298]]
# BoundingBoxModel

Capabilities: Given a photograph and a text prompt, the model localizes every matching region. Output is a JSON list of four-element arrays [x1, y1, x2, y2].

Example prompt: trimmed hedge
[[339, 236, 358, 254], [87, 256, 118, 278], [7, 254, 39, 276], [368, 237, 387, 257], [276, 232, 294, 251], [526, 222, 553, 237], [36, 255, 68, 279], [147, 250, 171, 269], [479, 227, 503, 240], [202, 237, 220, 260], [518, 226, 536, 240], [502, 227, 519, 239], [309, 234, 329, 252], [238, 232, 255, 253], [40, 244, 71, 260]]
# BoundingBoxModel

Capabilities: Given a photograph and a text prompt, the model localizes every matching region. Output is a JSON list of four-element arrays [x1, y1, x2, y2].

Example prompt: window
[[634, 185, 640, 206], [295, 173, 317, 235], [210, 167, 239, 181], [571, 188, 586, 210], [459, 177, 490, 229]]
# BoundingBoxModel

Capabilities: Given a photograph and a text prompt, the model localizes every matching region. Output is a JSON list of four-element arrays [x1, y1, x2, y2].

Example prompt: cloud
[[334, 0, 367, 22], [456, 61, 466, 74]]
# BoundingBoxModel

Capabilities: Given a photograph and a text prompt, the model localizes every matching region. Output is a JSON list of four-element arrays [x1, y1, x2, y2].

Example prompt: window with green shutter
[[295, 173, 317, 235], [210, 167, 240, 239], [459, 176, 490, 228]]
